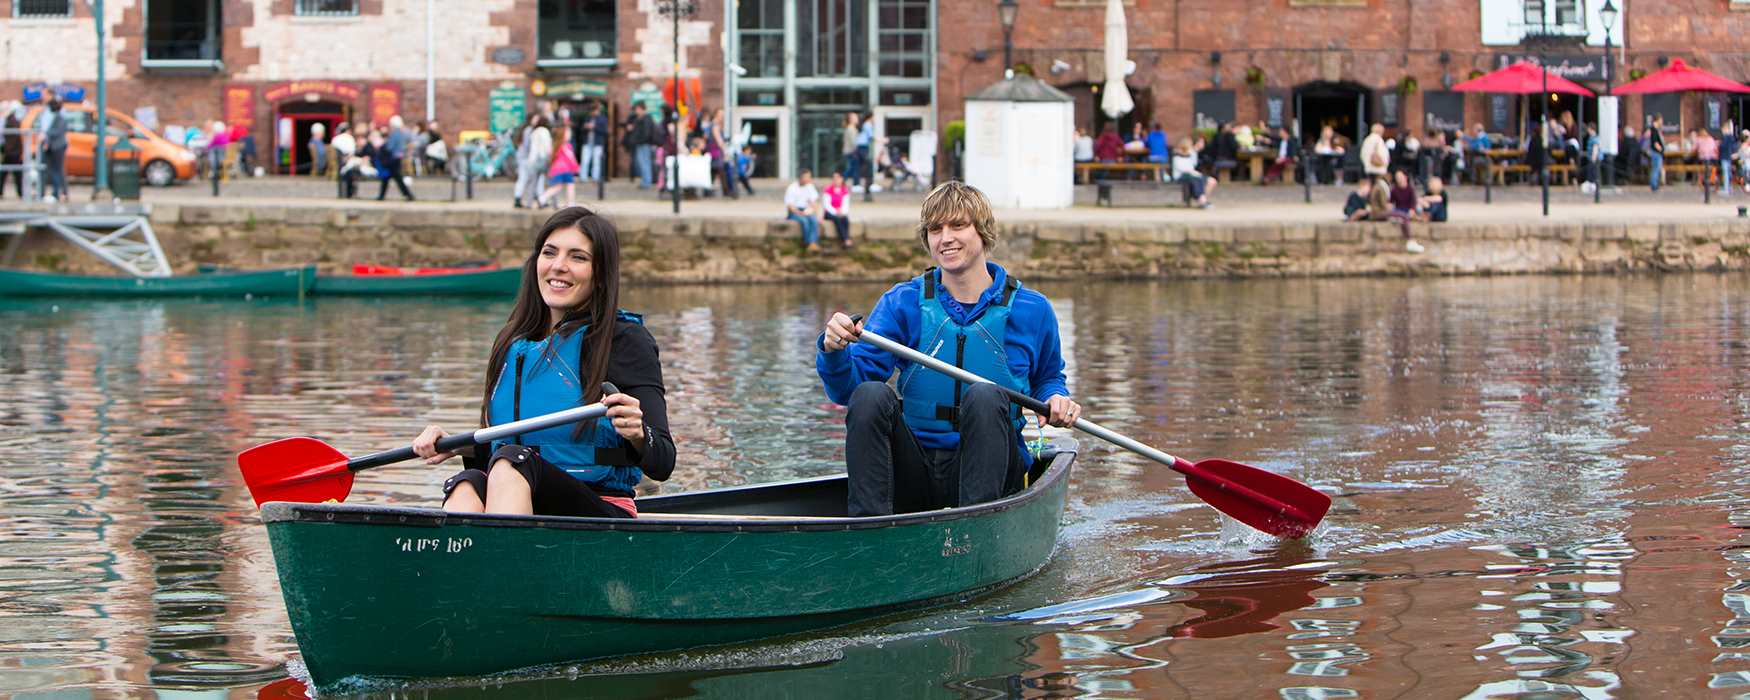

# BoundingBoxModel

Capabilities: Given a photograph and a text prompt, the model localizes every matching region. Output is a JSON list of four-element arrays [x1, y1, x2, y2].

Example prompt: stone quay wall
[[12, 203, 1750, 282]]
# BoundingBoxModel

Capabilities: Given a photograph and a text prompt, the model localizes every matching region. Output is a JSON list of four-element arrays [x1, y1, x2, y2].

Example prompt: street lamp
[[998, 0, 1019, 76], [1598, 0, 1618, 204], [657, 0, 697, 215]]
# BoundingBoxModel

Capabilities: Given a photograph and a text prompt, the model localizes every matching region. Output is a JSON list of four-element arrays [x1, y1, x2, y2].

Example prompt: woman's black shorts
[[442, 444, 633, 518]]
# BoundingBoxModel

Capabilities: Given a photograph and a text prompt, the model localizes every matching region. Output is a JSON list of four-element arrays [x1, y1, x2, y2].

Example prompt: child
[[1419, 176, 1448, 223], [538, 127, 580, 208], [821, 172, 852, 247], [1344, 178, 1373, 222], [735, 145, 756, 196]]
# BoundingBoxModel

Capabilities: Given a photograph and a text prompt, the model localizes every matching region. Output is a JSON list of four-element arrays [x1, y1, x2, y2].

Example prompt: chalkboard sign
[[1487, 94, 1513, 133], [1193, 89, 1235, 131], [1378, 91, 1400, 127], [1422, 91, 1465, 134], [1262, 90, 1289, 130], [1644, 93, 1681, 132], [1706, 94, 1724, 131]]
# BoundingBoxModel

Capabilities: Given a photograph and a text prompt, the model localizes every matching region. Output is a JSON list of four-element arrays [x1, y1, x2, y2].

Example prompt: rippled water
[[3, 275, 1749, 698]]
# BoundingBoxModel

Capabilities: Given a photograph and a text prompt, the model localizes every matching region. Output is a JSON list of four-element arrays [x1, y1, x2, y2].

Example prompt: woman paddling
[[411, 207, 675, 516]]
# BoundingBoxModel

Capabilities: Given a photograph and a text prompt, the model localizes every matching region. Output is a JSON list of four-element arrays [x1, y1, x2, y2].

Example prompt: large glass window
[[15, 0, 72, 17], [146, 0, 221, 62], [737, 0, 785, 78], [877, 0, 929, 79], [294, 0, 357, 16], [798, 0, 866, 78], [538, 0, 616, 65]]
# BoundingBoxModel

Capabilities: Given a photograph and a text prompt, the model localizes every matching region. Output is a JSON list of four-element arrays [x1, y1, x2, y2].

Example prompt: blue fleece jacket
[[816, 262, 1070, 453]]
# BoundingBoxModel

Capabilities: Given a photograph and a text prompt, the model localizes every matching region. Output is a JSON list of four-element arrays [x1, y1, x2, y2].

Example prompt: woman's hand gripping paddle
[[237, 383, 620, 507], [848, 322, 1330, 538]]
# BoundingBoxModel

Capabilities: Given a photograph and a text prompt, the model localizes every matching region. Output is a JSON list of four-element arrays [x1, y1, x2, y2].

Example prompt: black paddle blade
[[1176, 458, 1331, 538]]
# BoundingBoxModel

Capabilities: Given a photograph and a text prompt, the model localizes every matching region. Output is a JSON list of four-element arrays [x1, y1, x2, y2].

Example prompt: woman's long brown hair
[[479, 207, 623, 428]]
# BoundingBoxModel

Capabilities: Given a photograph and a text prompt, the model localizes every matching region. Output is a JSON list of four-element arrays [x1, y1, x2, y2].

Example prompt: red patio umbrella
[[1451, 61, 1595, 96], [1611, 58, 1750, 95]]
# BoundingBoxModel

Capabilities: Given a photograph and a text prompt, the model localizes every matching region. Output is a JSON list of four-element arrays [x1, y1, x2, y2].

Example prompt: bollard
[[597, 169, 606, 201], [1301, 154, 1311, 204], [1706, 164, 1713, 205]]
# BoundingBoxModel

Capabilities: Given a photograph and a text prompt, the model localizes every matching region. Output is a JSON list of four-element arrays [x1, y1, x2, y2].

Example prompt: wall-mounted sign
[[1192, 89, 1235, 131], [1494, 54, 1611, 82], [223, 84, 256, 129], [368, 83, 402, 127], [1422, 91, 1464, 132], [491, 47, 526, 65], [1262, 90, 1289, 130], [1378, 91, 1399, 127], [262, 80, 361, 104], [488, 85, 526, 135], [545, 79, 609, 100]]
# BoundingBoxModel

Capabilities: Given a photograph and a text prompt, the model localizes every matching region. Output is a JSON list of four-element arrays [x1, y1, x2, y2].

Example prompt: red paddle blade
[[237, 437, 353, 507], [1175, 458, 1331, 538]]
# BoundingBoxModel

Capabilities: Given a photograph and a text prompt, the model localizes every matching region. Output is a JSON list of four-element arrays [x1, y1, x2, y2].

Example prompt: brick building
[[943, 0, 1750, 153], [0, 0, 727, 175]]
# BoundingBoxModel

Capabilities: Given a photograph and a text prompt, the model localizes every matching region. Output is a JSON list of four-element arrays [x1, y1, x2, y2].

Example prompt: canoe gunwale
[[260, 440, 1078, 533]]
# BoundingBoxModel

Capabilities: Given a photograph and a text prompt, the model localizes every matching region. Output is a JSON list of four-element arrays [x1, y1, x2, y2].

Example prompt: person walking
[[578, 103, 608, 184], [840, 113, 860, 187], [307, 122, 327, 178], [854, 113, 877, 192], [1648, 114, 1667, 192], [622, 103, 657, 189], [1, 101, 24, 200], [1722, 120, 1739, 195], [36, 94, 69, 202], [333, 123, 361, 198], [539, 127, 580, 209], [376, 115, 416, 201], [516, 115, 552, 208], [1360, 123, 1389, 182]]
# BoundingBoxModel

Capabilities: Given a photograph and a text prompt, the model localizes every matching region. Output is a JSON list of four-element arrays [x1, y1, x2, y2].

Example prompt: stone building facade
[[1, 0, 725, 175]]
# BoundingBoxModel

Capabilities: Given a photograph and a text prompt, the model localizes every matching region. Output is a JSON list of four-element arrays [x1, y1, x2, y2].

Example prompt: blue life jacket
[[897, 269, 1030, 436], [487, 310, 643, 494]]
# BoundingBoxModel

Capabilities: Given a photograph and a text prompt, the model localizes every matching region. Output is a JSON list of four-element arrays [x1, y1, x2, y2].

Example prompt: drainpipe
[[425, 0, 435, 122]]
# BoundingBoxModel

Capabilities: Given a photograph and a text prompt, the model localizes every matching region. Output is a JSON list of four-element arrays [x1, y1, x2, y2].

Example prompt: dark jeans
[[43, 147, 67, 199], [0, 157, 22, 198], [376, 157, 415, 200], [824, 213, 850, 243], [844, 381, 1022, 517]]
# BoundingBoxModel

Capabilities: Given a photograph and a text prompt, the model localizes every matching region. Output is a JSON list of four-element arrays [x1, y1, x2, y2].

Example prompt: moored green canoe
[[262, 440, 1077, 691], [311, 267, 520, 296], [0, 266, 314, 298]]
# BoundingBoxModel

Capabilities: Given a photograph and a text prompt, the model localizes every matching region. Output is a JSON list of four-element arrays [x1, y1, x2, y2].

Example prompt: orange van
[[22, 104, 198, 186]]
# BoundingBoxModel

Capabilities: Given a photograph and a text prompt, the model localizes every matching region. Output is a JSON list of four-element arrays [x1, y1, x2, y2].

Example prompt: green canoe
[[311, 267, 520, 296], [262, 440, 1077, 691], [0, 266, 313, 298]]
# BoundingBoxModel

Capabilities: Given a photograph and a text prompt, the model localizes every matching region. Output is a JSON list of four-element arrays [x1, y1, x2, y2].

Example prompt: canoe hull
[[311, 267, 519, 296], [0, 266, 313, 297], [262, 443, 1075, 690]]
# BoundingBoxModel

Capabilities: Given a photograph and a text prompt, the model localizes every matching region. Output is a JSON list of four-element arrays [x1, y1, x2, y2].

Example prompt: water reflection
[[3, 275, 1750, 696]]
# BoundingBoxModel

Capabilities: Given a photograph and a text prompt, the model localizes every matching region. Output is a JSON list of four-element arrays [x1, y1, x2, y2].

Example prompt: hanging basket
[[1245, 66, 1265, 87], [1399, 76, 1419, 95]]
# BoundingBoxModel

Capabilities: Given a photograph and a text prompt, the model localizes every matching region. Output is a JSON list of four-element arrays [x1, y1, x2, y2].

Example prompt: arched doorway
[[264, 81, 362, 175], [1294, 81, 1372, 146], [1059, 81, 1153, 141]]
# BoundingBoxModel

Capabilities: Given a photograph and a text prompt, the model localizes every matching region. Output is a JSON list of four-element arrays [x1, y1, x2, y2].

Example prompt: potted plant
[[1245, 66, 1265, 88], [1399, 76, 1419, 95]]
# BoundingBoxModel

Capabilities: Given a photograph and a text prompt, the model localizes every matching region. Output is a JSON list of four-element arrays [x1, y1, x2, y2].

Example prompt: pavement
[[7, 173, 1750, 228]]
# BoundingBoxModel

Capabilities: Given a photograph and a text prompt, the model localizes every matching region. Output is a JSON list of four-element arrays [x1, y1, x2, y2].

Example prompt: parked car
[[21, 104, 198, 186]]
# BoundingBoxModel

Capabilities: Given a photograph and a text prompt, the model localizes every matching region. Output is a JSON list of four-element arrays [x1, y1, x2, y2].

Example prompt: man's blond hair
[[916, 181, 997, 249]]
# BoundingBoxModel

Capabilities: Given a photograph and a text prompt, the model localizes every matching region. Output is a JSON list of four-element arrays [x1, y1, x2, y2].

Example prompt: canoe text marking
[[395, 537, 474, 554], [942, 531, 971, 557]]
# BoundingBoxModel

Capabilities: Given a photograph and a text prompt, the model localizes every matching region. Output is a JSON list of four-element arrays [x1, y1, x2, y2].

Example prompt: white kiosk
[[963, 76, 1075, 210]]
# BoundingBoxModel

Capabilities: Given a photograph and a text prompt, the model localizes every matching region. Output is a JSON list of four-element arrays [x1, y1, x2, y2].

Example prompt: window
[[737, 0, 784, 79], [15, 0, 72, 17], [538, 0, 615, 66], [62, 110, 93, 134], [294, 0, 357, 17], [1522, 0, 1580, 30], [877, 0, 929, 79], [145, 0, 222, 64], [798, 0, 866, 78]]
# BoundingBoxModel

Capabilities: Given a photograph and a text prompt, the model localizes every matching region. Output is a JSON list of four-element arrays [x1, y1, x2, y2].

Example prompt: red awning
[[1451, 61, 1595, 96], [1612, 58, 1750, 95]]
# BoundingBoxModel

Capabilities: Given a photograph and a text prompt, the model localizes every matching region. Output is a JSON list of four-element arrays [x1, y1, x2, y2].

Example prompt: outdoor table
[[1239, 147, 1274, 183]]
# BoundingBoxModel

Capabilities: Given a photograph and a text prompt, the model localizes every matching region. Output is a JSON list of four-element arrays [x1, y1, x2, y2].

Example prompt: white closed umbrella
[[1101, 0, 1134, 118]]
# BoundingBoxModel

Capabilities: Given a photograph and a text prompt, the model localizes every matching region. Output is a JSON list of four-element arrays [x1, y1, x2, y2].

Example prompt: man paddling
[[816, 181, 1082, 516]]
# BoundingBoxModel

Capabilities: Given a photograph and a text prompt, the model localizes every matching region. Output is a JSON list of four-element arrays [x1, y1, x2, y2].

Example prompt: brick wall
[[938, 0, 1750, 147]]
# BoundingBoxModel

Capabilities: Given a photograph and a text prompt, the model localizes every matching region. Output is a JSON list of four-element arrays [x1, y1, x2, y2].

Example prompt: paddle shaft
[[345, 382, 618, 472], [853, 328, 1313, 522]]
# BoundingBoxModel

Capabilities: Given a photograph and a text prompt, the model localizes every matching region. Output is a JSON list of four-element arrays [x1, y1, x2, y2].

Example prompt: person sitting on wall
[[1418, 176, 1449, 223], [785, 168, 823, 253], [1171, 137, 1215, 209], [1343, 177, 1374, 222]]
